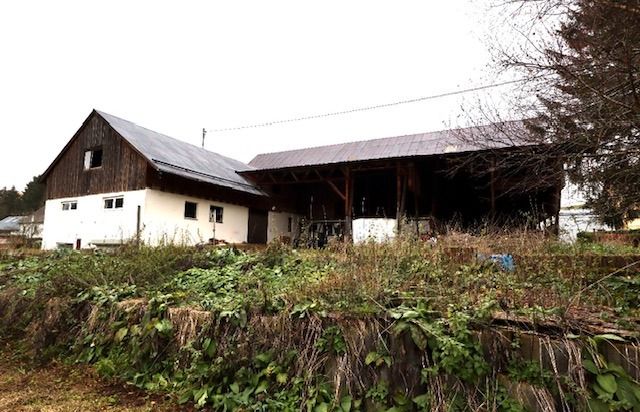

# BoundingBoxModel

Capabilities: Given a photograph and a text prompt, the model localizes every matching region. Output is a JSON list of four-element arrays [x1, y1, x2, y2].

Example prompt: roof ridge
[[94, 109, 254, 169]]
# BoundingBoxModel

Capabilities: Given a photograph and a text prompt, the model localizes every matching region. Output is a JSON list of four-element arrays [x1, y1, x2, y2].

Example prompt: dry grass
[[0, 340, 190, 412]]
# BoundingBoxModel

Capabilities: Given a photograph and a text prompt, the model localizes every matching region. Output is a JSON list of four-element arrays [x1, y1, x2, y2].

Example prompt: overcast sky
[[0, 0, 516, 191]]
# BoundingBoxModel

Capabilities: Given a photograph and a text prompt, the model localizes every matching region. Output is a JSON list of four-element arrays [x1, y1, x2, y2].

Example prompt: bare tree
[[460, 0, 640, 228]]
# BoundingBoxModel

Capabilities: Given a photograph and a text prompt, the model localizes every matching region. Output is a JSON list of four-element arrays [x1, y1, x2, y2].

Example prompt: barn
[[40, 110, 296, 249], [241, 121, 562, 244], [40, 110, 562, 249]]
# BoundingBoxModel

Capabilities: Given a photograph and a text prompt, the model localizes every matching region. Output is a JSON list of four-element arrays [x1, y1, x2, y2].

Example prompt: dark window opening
[[287, 217, 293, 232], [184, 201, 197, 219], [210, 205, 223, 223], [104, 197, 124, 209], [62, 201, 78, 211], [84, 148, 103, 169]]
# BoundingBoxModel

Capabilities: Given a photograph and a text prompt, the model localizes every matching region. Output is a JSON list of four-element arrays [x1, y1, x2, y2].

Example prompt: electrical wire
[[209, 77, 538, 133]]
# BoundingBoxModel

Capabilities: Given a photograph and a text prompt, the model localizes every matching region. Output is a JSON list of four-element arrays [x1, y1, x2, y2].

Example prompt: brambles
[[1, 235, 639, 410]]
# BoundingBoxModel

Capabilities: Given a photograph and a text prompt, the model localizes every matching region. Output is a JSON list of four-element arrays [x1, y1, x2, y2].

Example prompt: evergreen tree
[[0, 187, 23, 220], [497, 0, 640, 227], [21, 175, 45, 213]]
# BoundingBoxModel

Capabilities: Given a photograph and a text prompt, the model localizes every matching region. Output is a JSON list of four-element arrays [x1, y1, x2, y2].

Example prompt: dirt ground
[[0, 341, 193, 412]]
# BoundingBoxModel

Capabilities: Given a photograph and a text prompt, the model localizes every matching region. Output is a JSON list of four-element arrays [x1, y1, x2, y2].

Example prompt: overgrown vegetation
[[1, 235, 639, 410]]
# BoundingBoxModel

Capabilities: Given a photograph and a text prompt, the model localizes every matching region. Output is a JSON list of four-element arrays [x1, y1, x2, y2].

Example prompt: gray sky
[[0, 0, 512, 191]]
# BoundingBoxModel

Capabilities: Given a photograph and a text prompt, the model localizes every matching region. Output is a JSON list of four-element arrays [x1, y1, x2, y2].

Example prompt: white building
[[558, 180, 610, 241], [41, 110, 299, 249]]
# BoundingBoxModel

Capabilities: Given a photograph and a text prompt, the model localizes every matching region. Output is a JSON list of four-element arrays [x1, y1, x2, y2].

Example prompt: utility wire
[[209, 77, 536, 133]]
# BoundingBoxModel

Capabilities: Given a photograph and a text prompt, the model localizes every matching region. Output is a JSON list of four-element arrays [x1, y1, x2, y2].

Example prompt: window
[[84, 148, 103, 169], [62, 201, 77, 211], [209, 205, 224, 223], [287, 217, 293, 232], [104, 196, 124, 209], [184, 201, 197, 219]]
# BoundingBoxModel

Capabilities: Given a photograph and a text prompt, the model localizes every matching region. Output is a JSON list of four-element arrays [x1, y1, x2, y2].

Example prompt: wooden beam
[[344, 167, 353, 239], [490, 159, 496, 215], [396, 167, 402, 232], [327, 180, 346, 201]]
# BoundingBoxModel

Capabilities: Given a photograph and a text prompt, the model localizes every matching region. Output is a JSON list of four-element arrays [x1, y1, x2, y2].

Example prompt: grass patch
[[1, 235, 639, 410]]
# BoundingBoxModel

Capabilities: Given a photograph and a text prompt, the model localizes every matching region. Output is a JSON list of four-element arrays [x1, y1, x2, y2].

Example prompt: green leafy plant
[[390, 301, 489, 383], [316, 326, 347, 355], [583, 334, 640, 411]]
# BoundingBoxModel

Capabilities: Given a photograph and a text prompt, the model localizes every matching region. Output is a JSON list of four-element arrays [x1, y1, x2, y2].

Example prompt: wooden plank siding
[[146, 170, 271, 210], [45, 113, 148, 200]]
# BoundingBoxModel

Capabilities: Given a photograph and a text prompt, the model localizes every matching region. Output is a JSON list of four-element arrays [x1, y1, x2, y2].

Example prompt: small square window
[[62, 201, 77, 211], [84, 148, 103, 169], [104, 196, 124, 209], [209, 206, 223, 223], [184, 201, 197, 219]]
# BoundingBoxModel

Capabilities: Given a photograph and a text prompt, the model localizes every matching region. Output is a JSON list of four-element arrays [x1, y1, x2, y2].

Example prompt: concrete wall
[[267, 211, 301, 243], [42, 190, 146, 249], [141, 189, 249, 245], [559, 208, 611, 242], [42, 189, 251, 249], [352, 218, 397, 243]]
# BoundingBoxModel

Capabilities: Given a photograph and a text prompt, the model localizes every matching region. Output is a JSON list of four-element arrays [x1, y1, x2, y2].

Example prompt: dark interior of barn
[[242, 151, 562, 242]]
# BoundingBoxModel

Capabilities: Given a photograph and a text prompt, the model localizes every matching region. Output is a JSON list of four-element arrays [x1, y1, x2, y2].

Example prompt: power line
[[209, 77, 534, 133]]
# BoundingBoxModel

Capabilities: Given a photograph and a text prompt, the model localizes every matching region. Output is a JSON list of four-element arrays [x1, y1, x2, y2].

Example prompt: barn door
[[247, 209, 268, 244]]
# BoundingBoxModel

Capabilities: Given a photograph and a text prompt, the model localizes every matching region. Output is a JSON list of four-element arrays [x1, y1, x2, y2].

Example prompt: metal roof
[[248, 121, 529, 171], [0, 216, 23, 232], [96, 111, 264, 196]]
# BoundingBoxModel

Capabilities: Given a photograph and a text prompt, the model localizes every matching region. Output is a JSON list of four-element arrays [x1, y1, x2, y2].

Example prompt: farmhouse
[[40, 110, 562, 249], [41, 110, 288, 249]]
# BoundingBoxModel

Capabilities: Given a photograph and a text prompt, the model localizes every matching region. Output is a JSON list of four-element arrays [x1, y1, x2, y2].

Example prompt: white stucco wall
[[559, 180, 610, 241], [267, 211, 301, 243], [42, 190, 147, 249], [42, 189, 252, 249], [141, 189, 249, 245], [352, 218, 397, 243]]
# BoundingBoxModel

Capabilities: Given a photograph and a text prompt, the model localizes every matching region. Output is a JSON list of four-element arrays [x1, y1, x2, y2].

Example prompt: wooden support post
[[490, 159, 496, 217], [396, 166, 407, 233], [396, 169, 401, 232], [413, 168, 420, 237], [430, 166, 438, 217], [552, 172, 563, 236], [344, 168, 353, 240]]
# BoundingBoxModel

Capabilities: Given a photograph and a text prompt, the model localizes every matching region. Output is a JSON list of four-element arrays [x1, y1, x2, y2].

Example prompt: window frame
[[84, 147, 103, 170], [61, 200, 78, 211], [104, 196, 124, 210], [184, 201, 198, 220], [209, 205, 224, 224]]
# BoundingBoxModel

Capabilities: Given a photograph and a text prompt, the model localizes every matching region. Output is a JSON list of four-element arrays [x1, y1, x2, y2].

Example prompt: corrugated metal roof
[[0, 216, 23, 232], [96, 111, 264, 196], [248, 121, 528, 171]]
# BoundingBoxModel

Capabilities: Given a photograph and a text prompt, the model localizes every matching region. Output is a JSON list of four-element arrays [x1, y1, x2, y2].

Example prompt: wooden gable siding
[[45, 113, 148, 200]]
